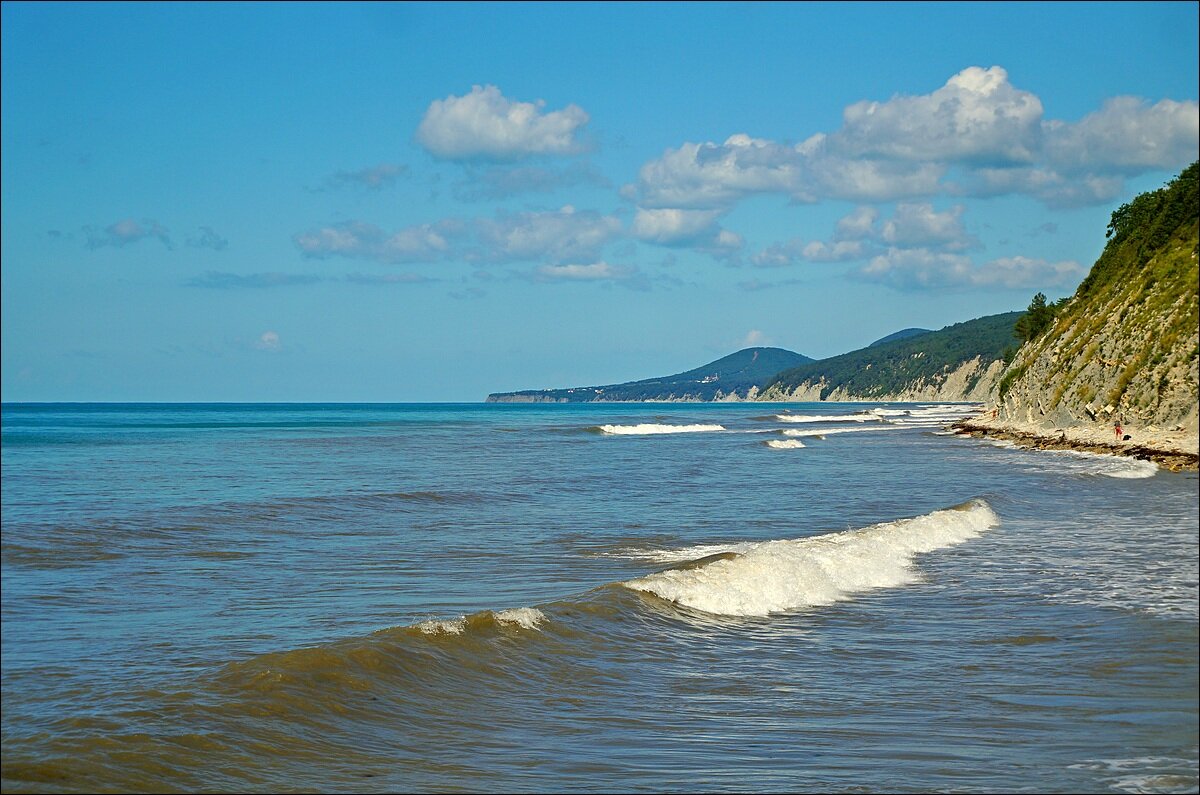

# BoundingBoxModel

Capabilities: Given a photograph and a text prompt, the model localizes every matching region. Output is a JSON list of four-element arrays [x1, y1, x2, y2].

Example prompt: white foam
[[623, 500, 998, 617], [783, 426, 902, 437], [766, 439, 806, 449], [598, 423, 725, 435], [1048, 449, 1159, 479], [775, 413, 874, 423], [416, 617, 466, 635], [493, 607, 546, 629]]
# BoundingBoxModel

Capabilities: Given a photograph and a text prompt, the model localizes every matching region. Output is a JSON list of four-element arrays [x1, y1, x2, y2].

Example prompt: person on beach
[[1114, 419, 1123, 441]]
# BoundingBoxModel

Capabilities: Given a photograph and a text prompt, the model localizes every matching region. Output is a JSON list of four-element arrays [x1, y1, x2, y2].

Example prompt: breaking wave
[[765, 439, 806, 449], [595, 423, 726, 435], [622, 499, 998, 617]]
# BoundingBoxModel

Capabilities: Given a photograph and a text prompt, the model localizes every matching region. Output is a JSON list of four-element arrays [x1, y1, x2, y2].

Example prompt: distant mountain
[[759, 312, 1022, 402], [869, 327, 931, 347], [995, 162, 1198, 435], [486, 347, 814, 402]]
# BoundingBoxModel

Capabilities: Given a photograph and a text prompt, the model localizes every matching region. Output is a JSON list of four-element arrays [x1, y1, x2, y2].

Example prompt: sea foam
[[597, 423, 726, 435], [623, 499, 998, 617], [765, 439, 806, 449]]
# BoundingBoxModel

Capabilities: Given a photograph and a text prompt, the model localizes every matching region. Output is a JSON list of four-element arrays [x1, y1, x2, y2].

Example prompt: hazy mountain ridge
[[486, 347, 813, 403]]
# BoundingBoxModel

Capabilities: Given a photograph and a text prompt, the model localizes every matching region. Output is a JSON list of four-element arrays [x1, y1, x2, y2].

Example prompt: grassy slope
[[997, 162, 1199, 427], [765, 312, 1022, 400]]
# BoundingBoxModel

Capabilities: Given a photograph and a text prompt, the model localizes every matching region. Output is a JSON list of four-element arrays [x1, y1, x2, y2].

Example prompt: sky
[[2, 2, 1197, 402]]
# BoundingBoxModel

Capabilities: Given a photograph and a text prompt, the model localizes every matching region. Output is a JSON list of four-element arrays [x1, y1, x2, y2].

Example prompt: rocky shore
[[953, 413, 1199, 472]]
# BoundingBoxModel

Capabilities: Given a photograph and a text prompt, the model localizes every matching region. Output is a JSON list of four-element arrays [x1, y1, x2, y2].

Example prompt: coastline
[[953, 413, 1200, 472]]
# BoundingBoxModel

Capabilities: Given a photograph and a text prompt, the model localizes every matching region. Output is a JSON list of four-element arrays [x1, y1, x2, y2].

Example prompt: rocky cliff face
[[994, 164, 1199, 436]]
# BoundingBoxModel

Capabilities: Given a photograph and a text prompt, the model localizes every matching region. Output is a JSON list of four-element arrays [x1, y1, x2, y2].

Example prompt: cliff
[[991, 163, 1199, 442]]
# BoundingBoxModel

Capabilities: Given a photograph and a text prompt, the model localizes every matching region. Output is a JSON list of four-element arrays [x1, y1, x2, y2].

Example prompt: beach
[[954, 411, 1200, 472]]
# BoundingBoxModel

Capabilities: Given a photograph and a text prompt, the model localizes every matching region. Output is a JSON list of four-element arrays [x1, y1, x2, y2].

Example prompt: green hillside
[[487, 347, 814, 402], [995, 162, 1199, 429], [869, 327, 931, 347], [763, 312, 1022, 400]]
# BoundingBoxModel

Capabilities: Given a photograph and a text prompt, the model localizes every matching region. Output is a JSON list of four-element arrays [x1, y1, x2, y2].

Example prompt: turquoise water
[[2, 402, 1197, 792]]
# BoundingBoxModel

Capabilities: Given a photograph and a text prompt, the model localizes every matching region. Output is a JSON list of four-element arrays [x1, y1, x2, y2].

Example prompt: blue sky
[[2, 1, 1197, 401]]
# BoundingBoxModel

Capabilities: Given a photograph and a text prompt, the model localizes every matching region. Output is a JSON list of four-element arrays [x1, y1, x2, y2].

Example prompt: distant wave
[[765, 439, 806, 449], [622, 499, 998, 617], [774, 413, 876, 423], [595, 423, 726, 435], [782, 426, 902, 437]]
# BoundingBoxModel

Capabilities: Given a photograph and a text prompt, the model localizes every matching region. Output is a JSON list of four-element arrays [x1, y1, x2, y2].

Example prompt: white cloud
[[1043, 96, 1200, 173], [970, 255, 1086, 289], [633, 135, 804, 209], [475, 206, 621, 263], [740, 329, 770, 347], [751, 238, 806, 268], [801, 239, 870, 262], [631, 208, 722, 245], [834, 206, 879, 240], [416, 85, 590, 161], [535, 261, 634, 281], [294, 221, 454, 263], [856, 248, 1084, 290], [833, 66, 1044, 164], [627, 65, 1198, 211], [879, 203, 975, 250]]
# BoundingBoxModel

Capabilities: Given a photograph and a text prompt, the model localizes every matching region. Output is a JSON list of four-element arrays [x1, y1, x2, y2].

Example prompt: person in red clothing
[[1114, 419, 1123, 440]]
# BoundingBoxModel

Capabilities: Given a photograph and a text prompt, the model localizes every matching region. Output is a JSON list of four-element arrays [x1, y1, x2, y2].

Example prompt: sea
[[1, 402, 1197, 794]]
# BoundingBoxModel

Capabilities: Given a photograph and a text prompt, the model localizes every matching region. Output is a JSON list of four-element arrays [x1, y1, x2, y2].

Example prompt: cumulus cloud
[[855, 248, 1084, 290], [833, 66, 1044, 165], [187, 271, 320, 288], [187, 226, 229, 251], [834, 206, 879, 240], [85, 218, 172, 250], [630, 207, 741, 251], [879, 203, 976, 250], [800, 239, 870, 262], [474, 205, 621, 263], [317, 163, 408, 191], [627, 65, 1198, 211], [416, 85, 590, 161], [1042, 96, 1200, 173], [294, 220, 457, 263]]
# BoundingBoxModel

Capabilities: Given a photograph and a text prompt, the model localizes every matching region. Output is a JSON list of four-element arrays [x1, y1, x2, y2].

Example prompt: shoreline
[[952, 416, 1199, 472]]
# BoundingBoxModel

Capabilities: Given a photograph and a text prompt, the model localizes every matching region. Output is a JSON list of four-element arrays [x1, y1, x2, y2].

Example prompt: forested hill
[[994, 162, 1199, 432], [758, 312, 1022, 402], [486, 347, 813, 402]]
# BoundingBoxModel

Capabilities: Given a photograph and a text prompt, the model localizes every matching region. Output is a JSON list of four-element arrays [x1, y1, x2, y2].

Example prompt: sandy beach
[[953, 411, 1200, 472]]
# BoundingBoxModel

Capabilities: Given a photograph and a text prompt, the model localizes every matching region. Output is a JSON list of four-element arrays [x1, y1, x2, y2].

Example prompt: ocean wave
[[782, 426, 902, 437], [622, 499, 998, 617], [765, 439, 806, 449], [595, 423, 726, 435], [977, 439, 1159, 478], [774, 413, 875, 423], [415, 607, 547, 635]]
